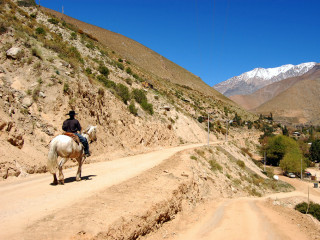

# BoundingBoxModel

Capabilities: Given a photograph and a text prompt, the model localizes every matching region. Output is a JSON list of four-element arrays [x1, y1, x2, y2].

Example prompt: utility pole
[[62, 5, 64, 14], [38, 0, 40, 7], [264, 151, 266, 172], [301, 158, 303, 180], [207, 113, 210, 146], [225, 120, 229, 142]]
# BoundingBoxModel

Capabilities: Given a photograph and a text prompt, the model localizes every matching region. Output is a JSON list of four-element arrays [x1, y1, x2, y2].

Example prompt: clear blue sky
[[40, 0, 320, 86]]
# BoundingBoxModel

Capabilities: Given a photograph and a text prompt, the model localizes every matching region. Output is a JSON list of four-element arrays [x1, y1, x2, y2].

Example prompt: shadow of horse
[[50, 175, 97, 185]]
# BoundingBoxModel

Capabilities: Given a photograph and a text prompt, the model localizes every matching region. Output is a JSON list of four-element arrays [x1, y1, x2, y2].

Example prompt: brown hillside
[[0, 1, 254, 179], [40, 7, 232, 104], [255, 64, 320, 124]]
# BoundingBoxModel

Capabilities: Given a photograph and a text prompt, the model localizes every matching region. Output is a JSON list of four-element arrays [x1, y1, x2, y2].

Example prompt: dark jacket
[[62, 118, 82, 133]]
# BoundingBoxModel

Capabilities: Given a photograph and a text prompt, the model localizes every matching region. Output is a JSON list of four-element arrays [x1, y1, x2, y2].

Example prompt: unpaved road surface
[[175, 198, 308, 240], [148, 174, 320, 240], [2, 141, 320, 240], [0, 142, 208, 240]]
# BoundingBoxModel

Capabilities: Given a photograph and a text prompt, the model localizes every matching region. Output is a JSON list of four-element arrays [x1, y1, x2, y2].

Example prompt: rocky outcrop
[[6, 47, 22, 59]]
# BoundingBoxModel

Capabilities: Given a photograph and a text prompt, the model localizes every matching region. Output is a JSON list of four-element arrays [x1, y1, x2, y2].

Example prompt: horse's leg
[[58, 158, 67, 185], [76, 156, 83, 181], [52, 173, 58, 185]]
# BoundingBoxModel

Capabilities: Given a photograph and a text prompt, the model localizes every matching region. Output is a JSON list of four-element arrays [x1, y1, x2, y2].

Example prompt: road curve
[[0, 142, 220, 239]]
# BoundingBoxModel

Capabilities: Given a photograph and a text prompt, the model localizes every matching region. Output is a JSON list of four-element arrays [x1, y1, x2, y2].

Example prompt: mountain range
[[214, 62, 320, 125], [214, 62, 316, 97]]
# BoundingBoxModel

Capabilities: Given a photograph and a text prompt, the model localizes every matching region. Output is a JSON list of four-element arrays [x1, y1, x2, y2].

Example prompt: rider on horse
[[62, 110, 91, 157]]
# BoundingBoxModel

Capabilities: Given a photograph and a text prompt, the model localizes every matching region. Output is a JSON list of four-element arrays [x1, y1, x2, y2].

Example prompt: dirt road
[[0, 142, 209, 240], [170, 176, 320, 240], [2, 140, 320, 240]]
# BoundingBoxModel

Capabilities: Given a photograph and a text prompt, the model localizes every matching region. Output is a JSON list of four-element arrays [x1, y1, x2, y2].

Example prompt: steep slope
[[255, 64, 320, 124], [230, 65, 320, 110], [0, 0, 254, 179], [40, 7, 232, 104], [214, 62, 316, 97]]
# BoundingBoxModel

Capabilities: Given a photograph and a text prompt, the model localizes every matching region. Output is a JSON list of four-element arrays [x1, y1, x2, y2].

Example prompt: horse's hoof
[[58, 181, 64, 185], [52, 181, 58, 186], [76, 178, 81, 182]]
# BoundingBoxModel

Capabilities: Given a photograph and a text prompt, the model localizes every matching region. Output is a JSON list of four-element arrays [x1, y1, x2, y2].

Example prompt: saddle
[[63, 132, 81, 145]]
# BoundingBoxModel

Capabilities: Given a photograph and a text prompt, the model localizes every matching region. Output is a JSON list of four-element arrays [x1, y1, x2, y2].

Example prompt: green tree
[[265, 135, 299, 166], [310, 139, 320, 162], [279, 150, 306, 174]]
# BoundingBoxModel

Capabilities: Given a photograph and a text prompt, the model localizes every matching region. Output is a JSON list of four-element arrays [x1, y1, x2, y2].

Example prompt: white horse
[[47, 126, 97, 185]]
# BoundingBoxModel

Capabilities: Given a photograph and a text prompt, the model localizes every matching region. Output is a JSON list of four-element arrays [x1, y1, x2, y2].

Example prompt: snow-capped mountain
[[214, 62, 317, 97]]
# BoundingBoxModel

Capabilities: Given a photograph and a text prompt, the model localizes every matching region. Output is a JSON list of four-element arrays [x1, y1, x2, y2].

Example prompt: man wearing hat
[[62, 110, 90, 157]]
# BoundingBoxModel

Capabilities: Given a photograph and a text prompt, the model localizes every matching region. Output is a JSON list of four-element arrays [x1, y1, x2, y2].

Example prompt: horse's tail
[[47, 140, 58, 174]]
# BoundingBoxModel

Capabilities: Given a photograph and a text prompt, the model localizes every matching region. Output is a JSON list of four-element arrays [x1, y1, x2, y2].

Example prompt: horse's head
[[85, 125, 97, 142]]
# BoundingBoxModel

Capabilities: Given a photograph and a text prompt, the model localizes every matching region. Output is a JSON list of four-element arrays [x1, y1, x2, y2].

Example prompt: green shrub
[[295, 202, 320, 221], [240, 148, 253, 158], [20, 108, 29, 115], [85, 67, 92, 75], [63, 82, 69, 94], [35, 27, 45, 35], [98, 88, 105, 97], [0, 23, 7, 35], [31, 48, 42, 60], [132, 89, 147, 104], [63, 46, 83, 63], [232, 178, 242, 186], [98, 65, 109, 77], [118, 58, 123, 62], [97, 75, 116, 89], [190, 155, 197, 160], [70, 32, 77, 40], [126, 67, 132, 75], [128, 101, 138, 116], [195, 149, 205, 158], [116, 62, 124, 70], [132, 88, 153, 115], [116, 83, 130, 104], [86, 42, 95, 49], [48, 18, 59, 25], [133, 74, 140, 80], [198, 116, 204, 123], [247, 187, 262, 197], [209, 159, 222, 172], [226, 173, 232, 179], [17, 0, 36, 7], [30, 13, 37, 18], [236, 160, 245, 169], [141, 101, 154, 115], [125, 78, 132, 85], [32, 86, 40, 101]]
